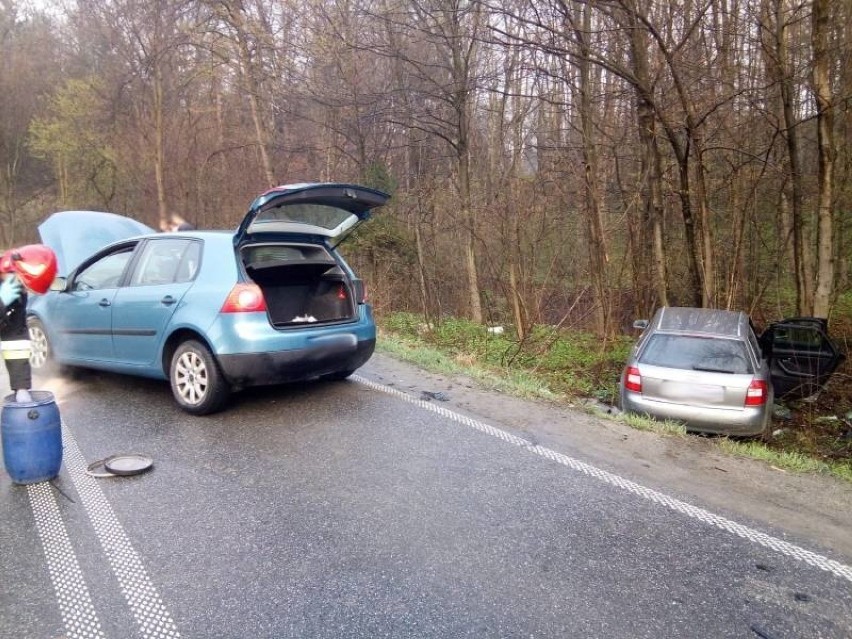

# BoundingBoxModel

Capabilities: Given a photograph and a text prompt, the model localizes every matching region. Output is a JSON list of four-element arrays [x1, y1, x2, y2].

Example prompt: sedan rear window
[[639, 334, 753, 374]]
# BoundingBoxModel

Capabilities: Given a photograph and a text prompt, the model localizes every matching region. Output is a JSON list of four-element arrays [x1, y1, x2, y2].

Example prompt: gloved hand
[[0, 275, 23, 307]]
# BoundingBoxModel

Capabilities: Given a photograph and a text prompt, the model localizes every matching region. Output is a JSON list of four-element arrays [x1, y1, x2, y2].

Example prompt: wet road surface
[[2, 359, 851, 638]]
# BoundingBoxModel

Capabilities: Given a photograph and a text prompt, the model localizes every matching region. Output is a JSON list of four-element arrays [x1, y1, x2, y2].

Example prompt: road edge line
[[354, 375, 852, 584], [27, 481, 107, 639], [61, 420, 182, 639]]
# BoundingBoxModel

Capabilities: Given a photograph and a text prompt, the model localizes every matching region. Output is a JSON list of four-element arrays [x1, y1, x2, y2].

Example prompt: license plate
[[663, 382, 724, 403]]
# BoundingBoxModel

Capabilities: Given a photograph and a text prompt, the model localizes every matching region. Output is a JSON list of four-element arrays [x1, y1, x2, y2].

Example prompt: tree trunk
[[768, 0, 814, 313], [508, 219, 529, 341], [414, 219, 432, 322], [459, 147, 482, 323], [811, 0, 836, 317], [672, 143, 704, 308], [625, 3, 668, 312], [154, 62, 168, 229], [575, 3, 611, 335], [692, 132, 715, 306], [453, 32, 482, 324]]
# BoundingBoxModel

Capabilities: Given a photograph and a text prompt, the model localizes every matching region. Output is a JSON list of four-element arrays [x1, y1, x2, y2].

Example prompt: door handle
[[776, 358, 812, 378], [98, 299, 111, 307], [161, 295, 176, 306]]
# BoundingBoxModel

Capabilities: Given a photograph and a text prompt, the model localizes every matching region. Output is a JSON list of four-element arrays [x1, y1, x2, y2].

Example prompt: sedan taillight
[[220, 284, 267, 313], [745, 379, 768, 406], [624, 366, 642, 393]]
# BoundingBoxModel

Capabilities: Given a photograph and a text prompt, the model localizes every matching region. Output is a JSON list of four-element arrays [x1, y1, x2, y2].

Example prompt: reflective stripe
[[4, 350, 31, 360], [1, 340, 31, 350], [2, 340, 32, 360]]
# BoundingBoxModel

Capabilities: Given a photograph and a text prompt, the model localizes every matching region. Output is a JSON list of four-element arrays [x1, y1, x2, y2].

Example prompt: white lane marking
[[61, 421, 181, 639], [27, 482, 106, 639], [354, 375, 852, 583]]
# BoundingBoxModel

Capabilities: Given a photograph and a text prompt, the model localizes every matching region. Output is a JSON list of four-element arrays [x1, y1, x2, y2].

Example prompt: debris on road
[[420, 390, 450, 402], [86, 454, 153, 478]]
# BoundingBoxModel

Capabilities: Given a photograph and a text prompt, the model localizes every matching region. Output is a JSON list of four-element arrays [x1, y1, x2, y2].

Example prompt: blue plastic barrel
[[1, 391, 62, 485]]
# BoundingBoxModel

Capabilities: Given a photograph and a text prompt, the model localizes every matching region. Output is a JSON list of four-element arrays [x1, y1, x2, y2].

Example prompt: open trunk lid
[[235, 183, 389, 248]]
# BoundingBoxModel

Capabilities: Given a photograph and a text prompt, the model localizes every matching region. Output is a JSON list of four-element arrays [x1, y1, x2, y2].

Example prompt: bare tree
[[0, 3, 61, 245], [759, 0, 814, 314], [206, 0, 279, 187], [377, 0, 487, 322], [570, 2, 612, 333], [4, 0, 852, 332]]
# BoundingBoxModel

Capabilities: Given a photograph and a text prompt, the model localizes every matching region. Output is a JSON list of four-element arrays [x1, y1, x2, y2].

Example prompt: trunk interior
[[242, 244, 356, 327]]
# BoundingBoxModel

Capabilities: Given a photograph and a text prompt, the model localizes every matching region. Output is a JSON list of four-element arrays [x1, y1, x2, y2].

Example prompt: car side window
[[130, 238, 193, 286], [770, 326, 824, 351], [73, 248, 134, 291], [175, 240, 201, 283]]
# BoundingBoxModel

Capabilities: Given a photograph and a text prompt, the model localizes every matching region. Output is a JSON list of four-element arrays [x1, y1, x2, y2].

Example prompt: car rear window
[[242, 244, 330, 263], [255, 204, 351, 231], [639, 334, 753, 374]]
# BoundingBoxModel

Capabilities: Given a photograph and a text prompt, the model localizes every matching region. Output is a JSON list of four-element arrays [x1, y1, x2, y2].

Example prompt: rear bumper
[[218, 337, 375, 388], [621, 391, 769, 436]]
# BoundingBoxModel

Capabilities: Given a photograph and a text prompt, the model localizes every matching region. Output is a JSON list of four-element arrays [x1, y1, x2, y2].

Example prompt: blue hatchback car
[[28, 183, 389, 414]]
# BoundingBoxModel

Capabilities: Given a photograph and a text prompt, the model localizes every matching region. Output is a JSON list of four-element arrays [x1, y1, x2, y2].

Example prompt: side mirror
[[49, 276, 67, 292], [632, 319, 649, 330]]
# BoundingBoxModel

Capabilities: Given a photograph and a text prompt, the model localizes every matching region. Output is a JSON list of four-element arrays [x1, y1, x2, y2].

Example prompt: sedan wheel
[[170, 340, 230, 415]]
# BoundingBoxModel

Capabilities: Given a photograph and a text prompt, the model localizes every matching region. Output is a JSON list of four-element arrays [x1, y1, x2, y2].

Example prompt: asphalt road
[[1, 355, 851, 639]]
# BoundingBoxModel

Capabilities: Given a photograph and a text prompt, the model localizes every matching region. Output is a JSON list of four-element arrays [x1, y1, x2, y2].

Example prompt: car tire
[[320, 369, 356, 381], [27, 317, 56, 375], [169, 340, 230, 415]]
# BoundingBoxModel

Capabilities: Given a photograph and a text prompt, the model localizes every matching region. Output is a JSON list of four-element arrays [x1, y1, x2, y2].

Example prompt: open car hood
[[235, 183, 389, 248], [38, 211, 155, 275]]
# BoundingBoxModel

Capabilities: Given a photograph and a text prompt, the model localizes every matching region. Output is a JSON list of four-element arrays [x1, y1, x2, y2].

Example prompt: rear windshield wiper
[[692, 365, 736, 374]]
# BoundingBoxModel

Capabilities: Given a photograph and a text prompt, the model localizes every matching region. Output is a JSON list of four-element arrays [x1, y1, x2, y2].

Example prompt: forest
[[1, 0, 850, 337]]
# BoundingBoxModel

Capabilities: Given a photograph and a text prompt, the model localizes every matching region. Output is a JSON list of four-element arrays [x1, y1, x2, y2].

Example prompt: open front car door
[[759, 318, 845, 398]]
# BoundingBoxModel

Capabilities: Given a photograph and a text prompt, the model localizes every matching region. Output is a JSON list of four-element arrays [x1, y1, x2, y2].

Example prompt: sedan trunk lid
[[639, 364, 752, 409]]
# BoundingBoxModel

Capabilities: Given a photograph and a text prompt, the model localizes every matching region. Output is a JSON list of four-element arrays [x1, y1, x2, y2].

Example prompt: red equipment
[[0, 244, 58, 295]]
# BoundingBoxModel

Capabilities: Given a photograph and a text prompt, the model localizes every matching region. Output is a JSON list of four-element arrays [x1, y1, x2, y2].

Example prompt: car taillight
[[745, 379, 768, 406], [624, 366, 642, 393], [353, 279, 367, 303], [220, 284, 267, 313]]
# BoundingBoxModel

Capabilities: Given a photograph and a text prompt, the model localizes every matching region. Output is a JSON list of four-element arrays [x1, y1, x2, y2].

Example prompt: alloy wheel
[[173, 349, 209, 405], [28, 323, 49, 369]]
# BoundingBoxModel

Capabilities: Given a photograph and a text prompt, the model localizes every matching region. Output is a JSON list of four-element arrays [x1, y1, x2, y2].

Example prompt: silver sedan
[[620, 307, 774, 436]]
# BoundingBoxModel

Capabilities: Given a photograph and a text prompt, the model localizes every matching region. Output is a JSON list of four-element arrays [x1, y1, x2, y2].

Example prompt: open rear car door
[[758, 318, 845, 398]]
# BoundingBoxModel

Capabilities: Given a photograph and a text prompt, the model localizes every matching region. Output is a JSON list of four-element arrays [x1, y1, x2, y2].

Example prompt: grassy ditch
[[376, 312, 852, 484]]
